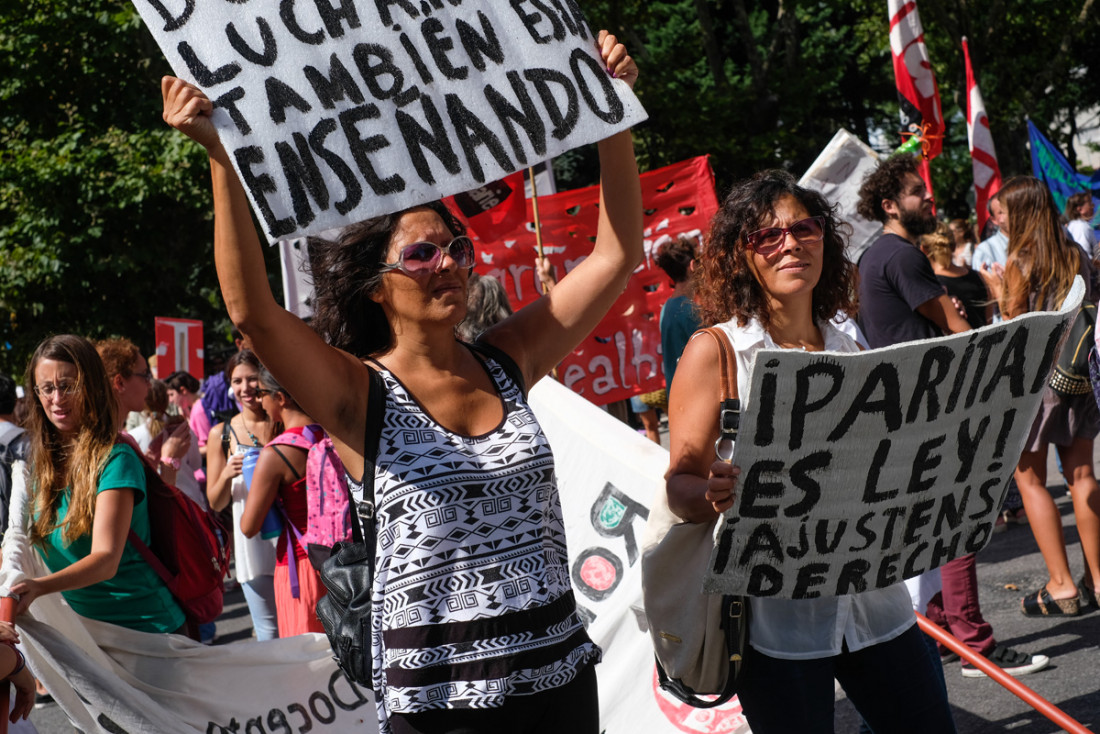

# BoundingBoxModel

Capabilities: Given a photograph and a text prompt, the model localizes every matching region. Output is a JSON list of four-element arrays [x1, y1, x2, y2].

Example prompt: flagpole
[[528, 167, 545, 260]]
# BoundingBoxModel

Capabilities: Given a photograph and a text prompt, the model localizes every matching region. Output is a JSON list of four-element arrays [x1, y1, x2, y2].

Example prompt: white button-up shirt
[[708, 317, 916, 659]]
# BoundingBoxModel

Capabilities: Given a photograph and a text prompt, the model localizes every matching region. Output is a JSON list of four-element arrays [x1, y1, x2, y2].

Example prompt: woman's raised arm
[[480, 31, 643, 386], [161, 78, 369, 462]]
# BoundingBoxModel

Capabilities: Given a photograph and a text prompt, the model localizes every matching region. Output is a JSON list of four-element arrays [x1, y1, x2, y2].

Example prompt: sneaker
[[992, 513, 1007, 534], [940, 650, 960, 664], [34, 692, 54, 709], [960, 645, 1050, 678], [1001, 507, 1029, 525]]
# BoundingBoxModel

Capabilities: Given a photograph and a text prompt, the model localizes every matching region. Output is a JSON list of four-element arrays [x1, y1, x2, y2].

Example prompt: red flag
[[962, 37, 1003, 231], [888, 0, 945, 166], [444, 171, 527, 243]]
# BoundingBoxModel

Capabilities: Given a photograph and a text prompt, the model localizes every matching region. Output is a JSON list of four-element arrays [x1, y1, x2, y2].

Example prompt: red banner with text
[[472, 156, 718, 406]]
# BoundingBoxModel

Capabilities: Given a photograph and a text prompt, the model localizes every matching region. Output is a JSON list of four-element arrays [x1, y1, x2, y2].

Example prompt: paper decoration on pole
[[1027, 120, 1100, 216], [473, 156, 719, 406], [703, 279, 1083, 598], [154, 317, 204, 380], [962, 38, 1003, 232], [133, 1, 648, 243], [888, 0, 944, 159], [888, 0, 944, 201]]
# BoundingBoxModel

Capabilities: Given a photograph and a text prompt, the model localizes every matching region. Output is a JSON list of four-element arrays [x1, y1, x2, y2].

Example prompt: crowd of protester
[[0, 26, 1099, 734]]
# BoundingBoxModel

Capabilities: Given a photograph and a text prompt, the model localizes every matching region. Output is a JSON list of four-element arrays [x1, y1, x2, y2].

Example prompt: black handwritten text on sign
[[135, 0, 647, 241], [702, 280, 1083, 599]]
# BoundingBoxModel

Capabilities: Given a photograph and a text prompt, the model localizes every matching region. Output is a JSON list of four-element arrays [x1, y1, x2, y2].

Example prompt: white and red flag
[[962, 37, 1003, 231], [888, 0, 944, 197]]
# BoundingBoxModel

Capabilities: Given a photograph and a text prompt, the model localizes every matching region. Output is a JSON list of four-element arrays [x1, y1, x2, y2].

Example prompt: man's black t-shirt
[[858, 233, 946, 349]]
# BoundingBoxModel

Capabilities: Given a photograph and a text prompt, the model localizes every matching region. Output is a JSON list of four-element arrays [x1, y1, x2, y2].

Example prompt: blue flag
[[1027, 120, 1100, 222]]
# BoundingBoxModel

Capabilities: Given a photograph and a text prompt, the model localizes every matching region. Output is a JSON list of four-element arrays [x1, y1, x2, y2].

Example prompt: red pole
[[0, 596, 14, 734], [916, 612, 1092, 734]]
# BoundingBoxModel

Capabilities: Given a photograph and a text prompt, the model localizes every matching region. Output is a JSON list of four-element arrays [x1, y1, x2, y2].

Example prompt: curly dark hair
[[856, 154, 921, 224], [307, 201, 467, 358], [655, 236, 697, 284], [695, 170, 858, 329]]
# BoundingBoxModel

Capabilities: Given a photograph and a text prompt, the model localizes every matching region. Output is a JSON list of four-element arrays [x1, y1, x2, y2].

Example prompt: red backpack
[[120, 438, 232, 626]]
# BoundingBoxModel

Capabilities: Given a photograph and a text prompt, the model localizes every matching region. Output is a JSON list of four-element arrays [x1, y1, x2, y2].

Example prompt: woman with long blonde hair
[[11, 335, 185, 633], [989, 175, 1100, 617]]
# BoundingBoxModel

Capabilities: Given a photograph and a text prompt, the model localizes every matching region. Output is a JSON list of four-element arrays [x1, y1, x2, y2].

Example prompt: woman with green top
[[12, 334, 185, 634]]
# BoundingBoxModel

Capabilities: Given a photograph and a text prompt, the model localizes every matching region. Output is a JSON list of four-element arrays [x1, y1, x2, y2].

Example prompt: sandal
[[1079, 577, 1100, 611], [1021, 587, 1081, 617]]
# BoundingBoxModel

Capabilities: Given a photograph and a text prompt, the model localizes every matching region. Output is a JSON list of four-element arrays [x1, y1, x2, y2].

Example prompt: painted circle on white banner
[[652, 667, 750, 733], [579, 554, 617, 591]]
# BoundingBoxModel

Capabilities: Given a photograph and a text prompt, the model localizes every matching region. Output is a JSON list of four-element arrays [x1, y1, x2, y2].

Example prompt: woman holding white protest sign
[[665, 171, 955, 733], [984, 175, 1100, 618], [163, 30, 640, 734]]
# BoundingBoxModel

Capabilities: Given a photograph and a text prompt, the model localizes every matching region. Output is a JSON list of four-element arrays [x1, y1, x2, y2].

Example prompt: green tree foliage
[[2, 1, 1097, 379], [575, 0, 1098, 220], [0, 2, 242, 376]]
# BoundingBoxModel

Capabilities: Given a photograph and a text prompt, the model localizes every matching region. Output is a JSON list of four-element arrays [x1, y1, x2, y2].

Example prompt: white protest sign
[[799, 129, 882, 264], [134, 0, 647, 242], [703, 279, 1084, 599]]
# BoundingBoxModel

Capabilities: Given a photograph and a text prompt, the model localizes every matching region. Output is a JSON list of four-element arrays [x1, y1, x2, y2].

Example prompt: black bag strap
[[654, 596, 748, 708], [348, 364, 386, 546], [221, 421, 232, 459], [469, 340, 527, 397], [270, 445, 302, 480]]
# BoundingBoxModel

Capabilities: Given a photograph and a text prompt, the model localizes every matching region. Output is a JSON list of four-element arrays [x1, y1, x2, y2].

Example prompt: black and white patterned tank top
[[353, 353, 599, 730]]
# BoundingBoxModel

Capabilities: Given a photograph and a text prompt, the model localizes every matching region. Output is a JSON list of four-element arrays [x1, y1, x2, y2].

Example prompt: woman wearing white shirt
[[665, 171, 955, 733]]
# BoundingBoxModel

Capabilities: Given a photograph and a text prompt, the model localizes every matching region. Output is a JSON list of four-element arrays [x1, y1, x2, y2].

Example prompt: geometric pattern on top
[[355, 354, 599, 730]]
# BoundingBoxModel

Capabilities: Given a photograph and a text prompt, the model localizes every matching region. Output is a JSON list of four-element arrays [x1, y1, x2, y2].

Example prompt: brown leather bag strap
[[695, 327, 740, 460], [698, 327, 738, 401]]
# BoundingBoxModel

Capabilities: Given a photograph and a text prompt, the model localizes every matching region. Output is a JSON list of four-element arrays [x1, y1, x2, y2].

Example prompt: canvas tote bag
[[641, 327, 747, 707]]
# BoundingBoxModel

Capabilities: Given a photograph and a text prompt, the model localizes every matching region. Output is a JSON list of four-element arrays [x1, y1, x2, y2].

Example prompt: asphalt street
[[26, 436, 1100, 733]]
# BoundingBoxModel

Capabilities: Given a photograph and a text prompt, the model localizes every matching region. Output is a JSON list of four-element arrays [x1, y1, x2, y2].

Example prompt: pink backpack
[[267, 424, 353, 549]]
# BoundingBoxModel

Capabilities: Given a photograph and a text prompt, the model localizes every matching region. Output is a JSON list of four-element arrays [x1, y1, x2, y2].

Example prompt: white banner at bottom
[[0, 377, 750, 734]]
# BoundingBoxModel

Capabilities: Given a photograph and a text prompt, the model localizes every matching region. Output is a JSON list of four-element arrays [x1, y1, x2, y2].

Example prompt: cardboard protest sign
[[703, 279, 1084, 599], [798, 129, 883, 264], [135, 0, 647, 242], [475, 155, 719, 405]]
